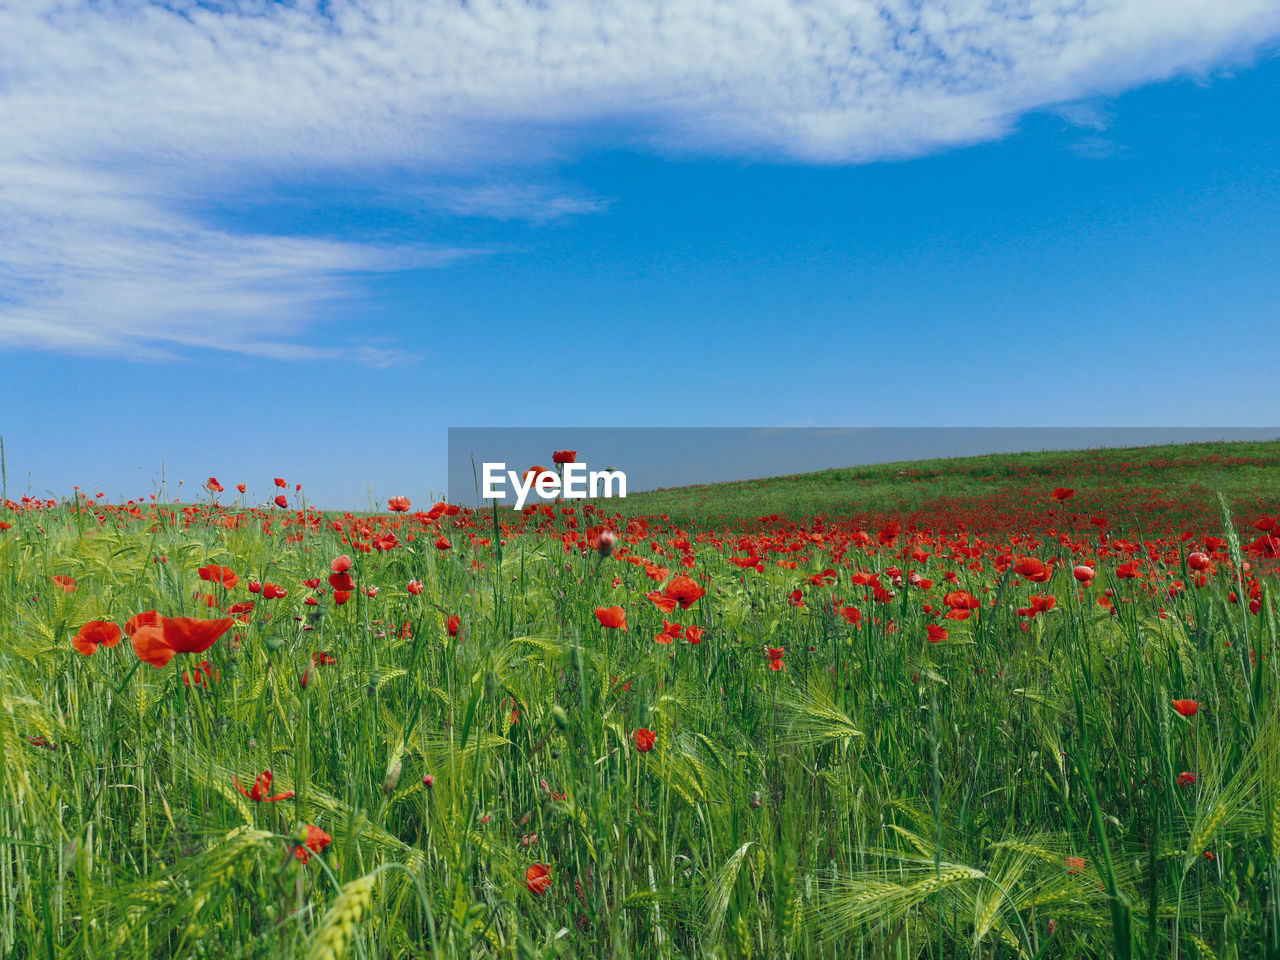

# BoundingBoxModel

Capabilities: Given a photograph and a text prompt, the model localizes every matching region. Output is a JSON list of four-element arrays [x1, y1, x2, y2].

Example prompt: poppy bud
[[383, 761, 402, 794], [422, 774, 435, 789], [597, 530, 617, 558], [551, 705, 570, 730]]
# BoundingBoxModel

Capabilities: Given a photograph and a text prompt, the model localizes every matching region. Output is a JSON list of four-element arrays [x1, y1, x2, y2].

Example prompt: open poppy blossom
[[1172, 698, 1199, 717], [295, 824, 331, 863], [926, 624, 948, 643], [594, 606, 627, 630], [525, 863, 552, 894], [234, 769, 295, 802], [72, 620, 122, 656], [51, 575, 77, 593], [646, 590, 678, 614], [125, 610, 236, 668], [197, 564, 239, 590], [663, 575, 706, 609], [387, 495, 411, 512], [632, 728, 656, 752], [1012, 557, 1052, 583], [551, 450, 577, 464]]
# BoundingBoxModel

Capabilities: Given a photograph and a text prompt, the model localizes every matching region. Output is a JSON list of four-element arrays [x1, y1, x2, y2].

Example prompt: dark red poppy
[[552, 450, 577, 464], [632, 728, 656, 752]]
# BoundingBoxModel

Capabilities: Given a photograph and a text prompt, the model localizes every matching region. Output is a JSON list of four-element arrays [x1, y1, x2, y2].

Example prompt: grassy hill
[[616, 437, 1280, 529]]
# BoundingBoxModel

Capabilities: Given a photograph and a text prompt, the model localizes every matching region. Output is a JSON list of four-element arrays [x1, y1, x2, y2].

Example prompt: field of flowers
[[3, 445, 1280, 959]]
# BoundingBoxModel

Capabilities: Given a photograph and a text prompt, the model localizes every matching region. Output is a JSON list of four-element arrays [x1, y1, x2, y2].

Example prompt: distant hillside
[[613, 438, 1280, 531]]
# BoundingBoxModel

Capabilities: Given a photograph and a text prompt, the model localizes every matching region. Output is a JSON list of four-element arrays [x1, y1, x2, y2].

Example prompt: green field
[[2, 440, 1279, 958], [620, 438, 1280, 528]]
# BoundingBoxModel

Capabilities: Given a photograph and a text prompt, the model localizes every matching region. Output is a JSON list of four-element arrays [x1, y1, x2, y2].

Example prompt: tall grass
[[0, 484, 1276, 958]]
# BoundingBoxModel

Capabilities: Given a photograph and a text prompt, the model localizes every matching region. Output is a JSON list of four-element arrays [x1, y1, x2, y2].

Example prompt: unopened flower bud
[[383, 761, 402, 794]]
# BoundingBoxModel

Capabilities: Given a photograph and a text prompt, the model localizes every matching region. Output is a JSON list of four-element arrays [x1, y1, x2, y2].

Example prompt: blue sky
[[1, 2, 1278, 508]]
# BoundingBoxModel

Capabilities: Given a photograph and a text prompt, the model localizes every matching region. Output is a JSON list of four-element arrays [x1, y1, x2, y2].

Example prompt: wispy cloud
[[1, 0, 1277, 359]]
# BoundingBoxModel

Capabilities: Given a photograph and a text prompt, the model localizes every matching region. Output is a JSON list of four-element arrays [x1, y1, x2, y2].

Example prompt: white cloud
[[0, 0, 1277, 358]]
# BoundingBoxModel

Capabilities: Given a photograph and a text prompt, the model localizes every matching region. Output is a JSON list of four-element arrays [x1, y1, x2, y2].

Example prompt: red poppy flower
[[274, 495, 288, 508], [234, 769, 295, 802], [197, 564, 239, 590], [295, 824, 332, 863], [330, 555, 353, 573], [646, 590, 678, 614], [446, 614, 461, 637], [552, 450, 577, 464], [1012, 557, 1052, 583], [1065, 856, 1086, 875], [72, 620, 122, 656], [594, 606, 627, 630], [1052, 488, 1075, 500], [684, 626, 705, 644], [206, 477, 224, 493], [125, 610, 235, 668], [387, 495, 411, 512], [1172, 698, 1199, 717], [767, 647, 785, 671], [943, 590, 980, 610], [632, 728, 656, 752], [926, 624, 948, 643], [274, 478, 287, 488], [525, 863, 552, 895], [522, 466, 553, 486], [664, 575, 706, 609], [52, 575, 77, 593], [1073, 565, 1094, 583], [407, 579, 423, 595], [435, 536, 452, 551], [236, 483, 247, 493], [184, 660, 220, 686]]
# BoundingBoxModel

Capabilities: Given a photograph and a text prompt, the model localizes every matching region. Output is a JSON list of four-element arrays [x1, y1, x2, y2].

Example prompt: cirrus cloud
[[1, 0, 1277, 358]]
